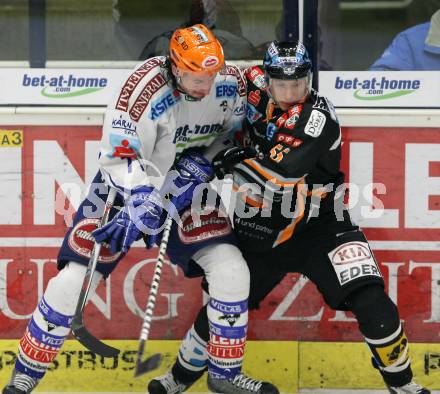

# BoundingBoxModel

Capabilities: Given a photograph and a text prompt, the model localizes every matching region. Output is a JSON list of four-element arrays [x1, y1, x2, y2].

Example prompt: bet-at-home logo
[[22, 73, 107, 98], [335, 76, 420, 100]]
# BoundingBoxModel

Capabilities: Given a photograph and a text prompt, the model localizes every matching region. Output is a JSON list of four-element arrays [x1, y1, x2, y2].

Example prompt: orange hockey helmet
[[169, 24, 224, 74]]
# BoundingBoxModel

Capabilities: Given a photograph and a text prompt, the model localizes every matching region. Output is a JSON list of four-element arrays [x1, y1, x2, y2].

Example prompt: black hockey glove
[[212, 146, 256, 179]]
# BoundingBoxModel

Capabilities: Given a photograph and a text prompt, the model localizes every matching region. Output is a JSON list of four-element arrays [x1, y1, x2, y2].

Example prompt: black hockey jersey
[[232, 65, 346, 251]]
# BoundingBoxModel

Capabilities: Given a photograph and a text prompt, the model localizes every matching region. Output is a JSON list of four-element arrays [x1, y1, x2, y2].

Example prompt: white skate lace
[[406, 382, 425, 393], [10, 371, 38, 393], [158, 372, 187, 394], [231, 374, 263, 392], [391, 381, 426, 393]]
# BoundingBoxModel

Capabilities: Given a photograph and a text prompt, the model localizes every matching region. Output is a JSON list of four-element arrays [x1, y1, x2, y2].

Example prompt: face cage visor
[[266, 71, 313, 104]]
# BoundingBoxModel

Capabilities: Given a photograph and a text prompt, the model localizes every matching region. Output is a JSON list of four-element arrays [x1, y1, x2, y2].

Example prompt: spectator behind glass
[[139, 0, 256, 60], [370, 9, 440, 70]]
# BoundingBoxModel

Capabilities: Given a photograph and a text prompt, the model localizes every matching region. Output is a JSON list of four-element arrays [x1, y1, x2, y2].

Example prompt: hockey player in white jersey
[[2, 24, 277, 394]]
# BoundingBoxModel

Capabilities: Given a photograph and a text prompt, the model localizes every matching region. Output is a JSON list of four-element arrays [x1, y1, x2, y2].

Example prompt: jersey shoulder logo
[[129, 73, 168, 121], [304, 109, 326, 138], [245, 66, 267, 90], [223, 64, 246, 97], [116, 58, 162, 112]]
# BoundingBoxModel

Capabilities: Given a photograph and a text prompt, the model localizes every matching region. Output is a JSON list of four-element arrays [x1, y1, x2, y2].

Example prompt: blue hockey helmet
[[263, 40, 312, 80]]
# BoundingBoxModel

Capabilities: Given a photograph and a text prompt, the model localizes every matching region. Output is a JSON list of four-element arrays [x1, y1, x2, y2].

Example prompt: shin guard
[[366, 324, 412, 386], [14, 262, 101, 383], [207, 298, 248, 380], [15, 297, 72, 380]]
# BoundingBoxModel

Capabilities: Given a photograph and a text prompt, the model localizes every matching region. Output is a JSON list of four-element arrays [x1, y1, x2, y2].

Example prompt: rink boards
[[0, 340, 439, 392], [0, 109, 440, 391]]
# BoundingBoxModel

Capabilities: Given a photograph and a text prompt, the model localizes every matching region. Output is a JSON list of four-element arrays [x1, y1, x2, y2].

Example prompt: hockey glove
[[163, 151, 215, 213], [92, 186, 163, 253], [212, 146, 256, 179]]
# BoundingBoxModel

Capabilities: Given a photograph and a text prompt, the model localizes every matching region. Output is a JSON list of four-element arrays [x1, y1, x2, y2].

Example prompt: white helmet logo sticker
[[202, 56, 219, 68]]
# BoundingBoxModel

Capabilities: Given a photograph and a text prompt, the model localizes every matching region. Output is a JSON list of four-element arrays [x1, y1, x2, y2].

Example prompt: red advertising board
[[0, 125, 439, 342]]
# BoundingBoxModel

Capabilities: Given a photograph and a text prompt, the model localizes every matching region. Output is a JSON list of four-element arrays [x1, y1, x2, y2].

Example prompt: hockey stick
[[71, 187, 120, 358], [134, 215, 174, 376]]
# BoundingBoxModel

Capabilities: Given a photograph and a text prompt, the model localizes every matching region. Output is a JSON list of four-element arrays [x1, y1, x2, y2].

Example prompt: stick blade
[[71, 321, 120, 358], [135, 353, 162, 377]]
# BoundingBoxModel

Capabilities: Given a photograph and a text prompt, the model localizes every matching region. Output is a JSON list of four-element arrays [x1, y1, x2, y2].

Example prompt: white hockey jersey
[[98, 56, 246, 193]]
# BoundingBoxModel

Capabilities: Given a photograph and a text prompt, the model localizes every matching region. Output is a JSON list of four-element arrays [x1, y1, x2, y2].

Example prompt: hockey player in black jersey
[[148, 41, 430, 394]]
